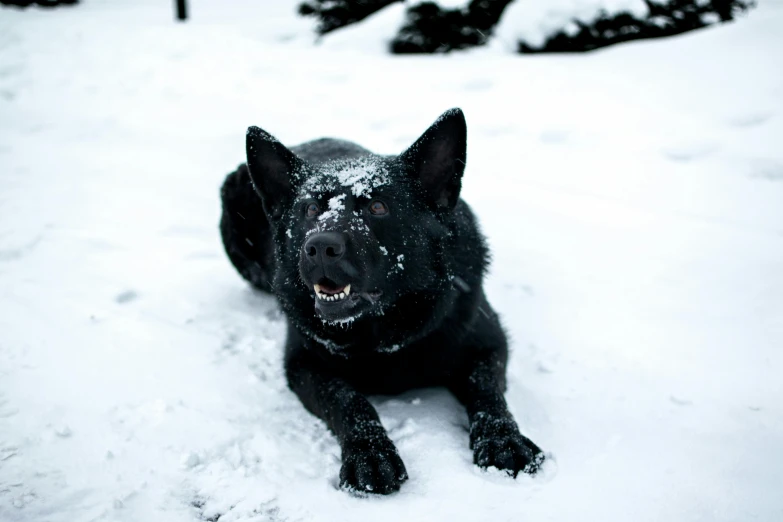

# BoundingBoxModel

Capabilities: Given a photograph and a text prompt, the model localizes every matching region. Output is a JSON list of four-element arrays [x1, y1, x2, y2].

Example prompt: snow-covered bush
[[512, 0, 757, 53], [299, 0, 756, 53]]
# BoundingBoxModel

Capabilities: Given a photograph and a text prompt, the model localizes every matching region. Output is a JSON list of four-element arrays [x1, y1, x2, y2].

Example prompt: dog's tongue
[[317, 282, 346, 296]]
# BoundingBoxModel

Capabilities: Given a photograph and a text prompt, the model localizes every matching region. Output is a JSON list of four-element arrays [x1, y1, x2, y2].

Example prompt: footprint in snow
[[669, 395, 693, 406], [726, 111, 772, 128], [191, 496, 284, 522], [115, 290, 138, 304], [748, 159, 783, 181], [661, 141, 719, 162], [462, 78, 493, 91]]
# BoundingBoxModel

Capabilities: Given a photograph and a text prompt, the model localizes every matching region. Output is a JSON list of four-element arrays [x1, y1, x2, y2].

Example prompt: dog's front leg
[[450, 356, 545, 477], [286, 348, 408, 494]]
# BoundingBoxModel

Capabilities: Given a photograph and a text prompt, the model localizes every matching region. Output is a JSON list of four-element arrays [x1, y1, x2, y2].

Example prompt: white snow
[[1, 1, 783, 521], [303, 158, 390, 200], [317, 194, 347, 223]]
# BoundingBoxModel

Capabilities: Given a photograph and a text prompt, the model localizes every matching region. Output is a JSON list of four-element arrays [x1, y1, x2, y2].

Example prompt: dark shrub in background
[[1, 0, 78, 6], [391, 0, 514, 53]]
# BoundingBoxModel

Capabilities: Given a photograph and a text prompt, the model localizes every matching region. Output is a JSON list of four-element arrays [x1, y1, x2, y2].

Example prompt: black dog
[[219, 108, 544, 494]]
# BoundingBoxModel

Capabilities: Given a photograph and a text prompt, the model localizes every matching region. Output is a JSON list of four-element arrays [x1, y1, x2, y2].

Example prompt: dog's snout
[[304, 232, 346, 264]]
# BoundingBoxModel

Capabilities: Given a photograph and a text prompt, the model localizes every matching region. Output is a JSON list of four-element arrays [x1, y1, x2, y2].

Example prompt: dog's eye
[[369, 200, 388, 216], [306, 202, 319, 217]]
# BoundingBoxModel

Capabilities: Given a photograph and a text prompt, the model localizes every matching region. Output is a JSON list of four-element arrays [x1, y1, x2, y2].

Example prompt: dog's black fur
[[219, 109, 544, 494]]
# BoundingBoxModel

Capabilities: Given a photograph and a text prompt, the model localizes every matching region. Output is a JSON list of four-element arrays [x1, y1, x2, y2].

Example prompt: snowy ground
[[1, 1, 783, 521]]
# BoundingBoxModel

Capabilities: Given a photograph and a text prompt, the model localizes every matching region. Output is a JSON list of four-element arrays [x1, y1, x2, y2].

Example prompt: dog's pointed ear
[[246, 126, 302, 220], [400, 108, 467, 209]]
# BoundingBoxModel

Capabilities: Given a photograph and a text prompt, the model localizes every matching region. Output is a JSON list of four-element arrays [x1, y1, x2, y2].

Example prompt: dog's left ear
[[400, 108, 467, 209]]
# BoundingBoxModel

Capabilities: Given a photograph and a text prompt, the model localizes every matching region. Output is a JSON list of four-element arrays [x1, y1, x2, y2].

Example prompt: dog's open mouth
[[314, 280, 352, 302], [311, 277, 384, 323]]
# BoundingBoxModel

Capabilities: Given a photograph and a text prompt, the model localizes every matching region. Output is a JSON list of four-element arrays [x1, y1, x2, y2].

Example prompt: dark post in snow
[[176, 0, 187, 21]]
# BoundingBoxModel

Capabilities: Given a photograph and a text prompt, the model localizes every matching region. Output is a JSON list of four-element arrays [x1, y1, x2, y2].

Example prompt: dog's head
[[245, 109, 467, 326]]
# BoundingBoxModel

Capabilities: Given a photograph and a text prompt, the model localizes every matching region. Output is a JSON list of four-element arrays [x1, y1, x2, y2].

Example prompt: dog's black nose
[[304, 232, 346, 264]]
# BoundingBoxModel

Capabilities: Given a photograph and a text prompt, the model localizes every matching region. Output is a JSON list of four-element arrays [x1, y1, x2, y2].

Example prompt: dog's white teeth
[[315, 284, 351, 302]]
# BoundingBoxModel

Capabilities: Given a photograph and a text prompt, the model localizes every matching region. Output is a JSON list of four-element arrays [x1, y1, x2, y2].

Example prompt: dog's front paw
[[470, 414, 544, 477], [340, 434, 408, 494]]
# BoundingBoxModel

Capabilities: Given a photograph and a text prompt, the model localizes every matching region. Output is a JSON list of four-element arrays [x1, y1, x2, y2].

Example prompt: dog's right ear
[[400, 108, 467, 210], [246, 126, 301, 220]]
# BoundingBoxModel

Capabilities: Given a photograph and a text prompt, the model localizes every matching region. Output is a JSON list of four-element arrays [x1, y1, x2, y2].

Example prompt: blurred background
[[0, 1, 781, 522]]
